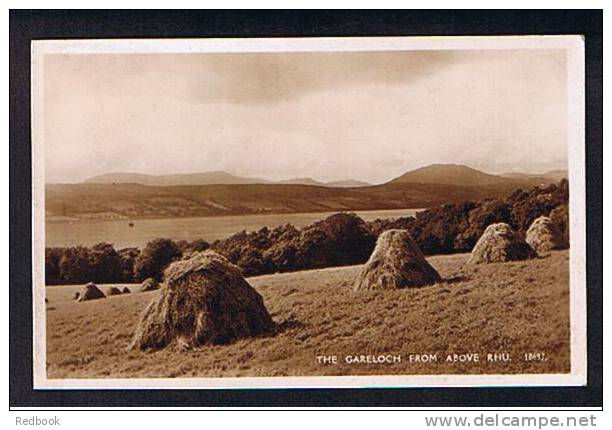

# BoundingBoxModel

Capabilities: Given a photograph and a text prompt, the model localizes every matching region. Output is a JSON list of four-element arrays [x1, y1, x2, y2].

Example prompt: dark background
[[9, 9, 603, 408]]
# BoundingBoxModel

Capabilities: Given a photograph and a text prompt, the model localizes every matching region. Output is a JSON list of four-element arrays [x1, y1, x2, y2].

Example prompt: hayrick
[[345, 354, 401, 364], [15, 416, 61, 426]]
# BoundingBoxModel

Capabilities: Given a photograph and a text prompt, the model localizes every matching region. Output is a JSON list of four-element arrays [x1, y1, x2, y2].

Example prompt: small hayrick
[[468, 222, 537, 264], [76, 282, 106, 302], [525, 216, 568, 254], [353, 229, 441, 291]]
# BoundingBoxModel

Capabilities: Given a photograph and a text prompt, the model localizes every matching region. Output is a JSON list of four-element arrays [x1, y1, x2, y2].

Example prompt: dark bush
[[509, 179, 569, 234], [133, 238, 182, 282], [45, 247, 63, 285], [90, 242, 124, 284], [262, 241, 298, 273], [409, 201, 477, 254], [176, 239, 210, 255], [453, 199, 513, 252], [368, 216, 416, 237], [238, 247, 270, 277], [58, 246, 93, 284], [292, 213, 376, 269], [118, 247, 140, 283]]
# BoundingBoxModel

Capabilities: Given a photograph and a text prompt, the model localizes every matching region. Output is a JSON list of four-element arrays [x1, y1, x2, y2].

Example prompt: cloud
[[188, 51, 466, 104], [42, 49, 568, 183]]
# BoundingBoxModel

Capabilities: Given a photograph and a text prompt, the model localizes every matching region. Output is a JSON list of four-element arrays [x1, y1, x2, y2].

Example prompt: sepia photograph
[[30, 35, 586, 389]]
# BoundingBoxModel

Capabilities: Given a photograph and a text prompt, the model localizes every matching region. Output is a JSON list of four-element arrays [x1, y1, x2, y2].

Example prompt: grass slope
[[45, 250, 569, 378]]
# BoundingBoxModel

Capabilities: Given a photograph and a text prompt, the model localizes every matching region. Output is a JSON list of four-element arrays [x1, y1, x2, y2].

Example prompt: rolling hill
[[84, 171, 272, 186], [326, 179, 371, 188], [46, 164, 562, 221], [85, 172, 372, 188], [390, 163, 518, 186], [501, 169, 568, 182]]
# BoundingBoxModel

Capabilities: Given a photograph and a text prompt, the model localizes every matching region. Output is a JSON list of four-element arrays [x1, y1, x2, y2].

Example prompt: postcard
[[31, 35, 586, 389]]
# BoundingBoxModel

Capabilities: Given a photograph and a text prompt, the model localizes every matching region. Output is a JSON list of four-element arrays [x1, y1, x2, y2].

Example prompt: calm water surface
[[46, 208, 422, 249]]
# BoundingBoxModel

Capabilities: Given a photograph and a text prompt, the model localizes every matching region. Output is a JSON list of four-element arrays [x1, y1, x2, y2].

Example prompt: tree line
[[45, 180, 569, 285]]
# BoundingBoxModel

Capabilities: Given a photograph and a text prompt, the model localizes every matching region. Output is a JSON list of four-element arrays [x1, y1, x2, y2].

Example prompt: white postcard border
[[31, 35, 587, 390]]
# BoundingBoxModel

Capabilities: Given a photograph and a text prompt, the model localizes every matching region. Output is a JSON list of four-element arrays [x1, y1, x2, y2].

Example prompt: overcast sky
[[43, 49, 567, 184]]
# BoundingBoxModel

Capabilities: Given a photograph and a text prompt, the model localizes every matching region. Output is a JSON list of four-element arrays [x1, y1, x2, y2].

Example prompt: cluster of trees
[[211, 213, 376, 276], [370, 179, 569, 255], [46, 180, 569, 285], [45, 239, 209, 285]]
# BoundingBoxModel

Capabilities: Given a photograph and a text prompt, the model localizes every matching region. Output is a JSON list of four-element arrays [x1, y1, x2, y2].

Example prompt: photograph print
[[32, 35, 586, 389]]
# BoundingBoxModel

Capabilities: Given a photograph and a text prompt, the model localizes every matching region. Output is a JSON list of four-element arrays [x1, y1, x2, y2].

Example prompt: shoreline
[[45, 206, 426, 224]]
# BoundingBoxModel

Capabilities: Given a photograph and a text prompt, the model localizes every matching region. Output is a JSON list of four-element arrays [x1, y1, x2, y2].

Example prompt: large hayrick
[[353, 229, 441, 291], [129, 251, 274, 351], [468, 223, 537, 264], [525, 216, 568, 254], [140, 277, 159, 292], [77, 282, 106, 302]]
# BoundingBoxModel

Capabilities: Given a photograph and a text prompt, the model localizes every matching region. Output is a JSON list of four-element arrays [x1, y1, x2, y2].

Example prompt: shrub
[[45, 247, 64, 285], [509, 179, 569, 234], [454, 199, 513, 252], [118, 247, 140, 283], [89, 242, 124, 284], [368, 216, 416, 237], [176, 239, 210, 255], [133, 238, 182, 282], [58, 246, 93, 284], [410, 201, 477, 254], [293, 213, 376, 270]]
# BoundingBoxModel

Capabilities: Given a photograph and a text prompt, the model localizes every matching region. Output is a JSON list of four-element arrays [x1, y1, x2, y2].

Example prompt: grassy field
[[45, 250, 570, 378]]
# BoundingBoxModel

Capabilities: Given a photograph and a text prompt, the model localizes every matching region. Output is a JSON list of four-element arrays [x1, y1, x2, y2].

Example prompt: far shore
[[45, 208, 424, 249], [45, 206, 426, 224]]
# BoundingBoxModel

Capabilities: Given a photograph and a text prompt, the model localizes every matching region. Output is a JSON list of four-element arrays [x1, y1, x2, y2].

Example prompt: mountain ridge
[[82, 164, 565, 188], [84, 172, 372, 188], [390, 163, 514, 186], [48, 163, 566, 221]]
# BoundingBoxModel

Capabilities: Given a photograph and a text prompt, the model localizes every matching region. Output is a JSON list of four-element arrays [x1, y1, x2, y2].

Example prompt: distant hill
[[277, 178, 371, 187], [326, 179, 371, 188], [389, 163, 513, 186], [84, 171, 272, 186], [389, 163, 566, 188], [85, 172, 371, 188], [501, 169, 568, 182], [46, 181, 543, 221], [277, 177, 325, 186], [51, 164, 565, 221]]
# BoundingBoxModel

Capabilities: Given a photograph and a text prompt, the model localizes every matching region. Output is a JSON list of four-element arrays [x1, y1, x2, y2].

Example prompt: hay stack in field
[[73, 292, 80, 301], [106, 286, 123, 296], [549, 203, 569, 243], [468, 223, 537, 264], [140, 277, 159, 292], [122, 287, 131, 294], [76, 282, 106, 302], [525, 216, 568, 254], [353, 229, 441, 291], [129, 250, 274, 351]]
